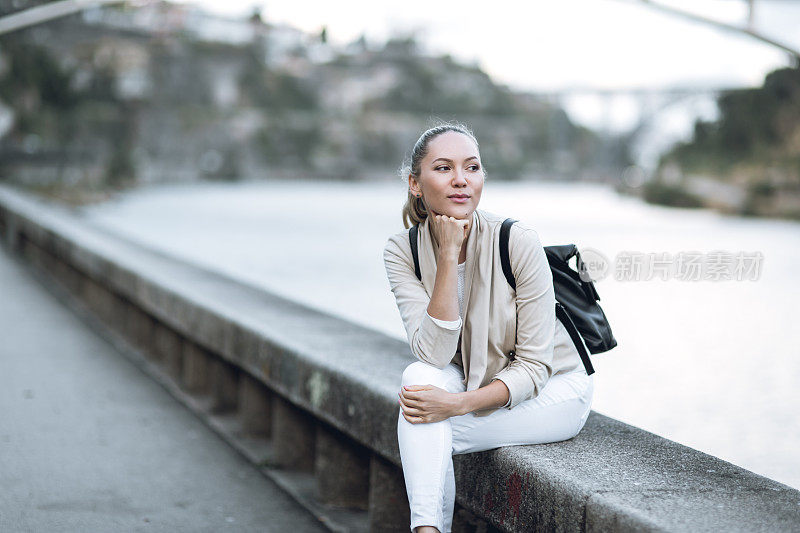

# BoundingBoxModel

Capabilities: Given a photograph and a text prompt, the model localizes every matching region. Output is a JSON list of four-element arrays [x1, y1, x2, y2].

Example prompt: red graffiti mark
[[507, 472, 523, 521]]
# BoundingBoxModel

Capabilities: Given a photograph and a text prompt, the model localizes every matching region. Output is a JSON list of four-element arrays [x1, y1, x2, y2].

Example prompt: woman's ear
[[408, 174, 421, 197]]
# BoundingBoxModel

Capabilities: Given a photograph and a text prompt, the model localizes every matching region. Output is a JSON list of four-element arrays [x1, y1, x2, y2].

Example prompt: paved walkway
[[0, 244, 326, 532]]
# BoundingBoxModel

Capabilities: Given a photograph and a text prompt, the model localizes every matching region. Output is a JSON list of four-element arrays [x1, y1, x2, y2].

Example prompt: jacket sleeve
[[383, 235, 462, 368], [490, 225, 555, 409]]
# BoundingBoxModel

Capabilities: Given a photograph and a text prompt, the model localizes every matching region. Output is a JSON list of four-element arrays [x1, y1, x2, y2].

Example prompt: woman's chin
[[433, 205, 474, 219], [448, 207, 474, 219]]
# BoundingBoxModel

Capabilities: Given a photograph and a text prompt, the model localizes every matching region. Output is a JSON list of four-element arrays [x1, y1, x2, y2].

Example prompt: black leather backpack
[[409, 218, 618, 375]]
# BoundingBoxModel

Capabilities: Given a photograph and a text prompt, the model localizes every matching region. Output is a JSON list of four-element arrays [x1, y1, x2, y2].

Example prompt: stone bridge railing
[[1, 184, 798, 533]]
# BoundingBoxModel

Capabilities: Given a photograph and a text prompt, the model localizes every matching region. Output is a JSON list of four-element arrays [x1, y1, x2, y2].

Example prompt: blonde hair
[[398, 121, 482, 229]]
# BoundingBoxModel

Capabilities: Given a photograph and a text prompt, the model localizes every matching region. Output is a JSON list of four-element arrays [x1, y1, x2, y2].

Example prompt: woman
[[382, 122, 594, 533]]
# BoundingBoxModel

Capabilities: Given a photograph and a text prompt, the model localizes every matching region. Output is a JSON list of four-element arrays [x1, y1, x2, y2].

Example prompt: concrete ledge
[[2, 184, 799, 533]]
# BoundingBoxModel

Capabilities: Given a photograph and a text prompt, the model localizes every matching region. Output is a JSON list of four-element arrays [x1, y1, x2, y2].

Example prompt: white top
[[426, 260, 465, 330]]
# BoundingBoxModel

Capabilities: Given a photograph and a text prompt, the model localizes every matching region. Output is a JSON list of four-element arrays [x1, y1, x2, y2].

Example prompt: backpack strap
[[555, 302, 596, 375], [500, 218, 518, 290], [501, 217, 595, 376], [409, 224, 421, 281]]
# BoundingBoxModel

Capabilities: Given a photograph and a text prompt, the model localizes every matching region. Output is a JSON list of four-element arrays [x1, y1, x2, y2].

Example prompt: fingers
[[403, 384, 439, 391], [399, 402, 425, 418], [433, 215, 468, 249], [431, 214, 461, 225], [442, 214, 468, 222], [398, 391, 423, 409], [398, 390, 429, 423], [399, 395, 425, 421], [449, 215, 469, 227], [435, 214, 466, 225], [400, 388, 429, 402], [398, 386, 449, 425], [401, 411, 444, 424], [402, 384, 430, 392], [402, 412, 425, 424]]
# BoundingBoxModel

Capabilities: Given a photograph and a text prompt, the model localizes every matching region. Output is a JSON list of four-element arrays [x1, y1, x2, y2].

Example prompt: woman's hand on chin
[[429, 213, 468, 258]]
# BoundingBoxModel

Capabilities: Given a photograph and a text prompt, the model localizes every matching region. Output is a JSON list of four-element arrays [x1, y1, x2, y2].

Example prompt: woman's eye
[[435, 166, 449, 171], [469, 165, 480, 171]]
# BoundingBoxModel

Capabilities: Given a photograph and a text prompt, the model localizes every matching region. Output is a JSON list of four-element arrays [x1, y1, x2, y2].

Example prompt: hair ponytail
[[402, 189, 428, 229]]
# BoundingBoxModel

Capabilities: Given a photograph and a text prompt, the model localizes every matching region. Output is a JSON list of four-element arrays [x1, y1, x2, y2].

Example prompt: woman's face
[[409, 131, 484, 221]]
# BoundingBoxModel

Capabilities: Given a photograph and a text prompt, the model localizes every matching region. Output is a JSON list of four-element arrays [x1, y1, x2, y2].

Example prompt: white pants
[[397, 361, 594, 533]]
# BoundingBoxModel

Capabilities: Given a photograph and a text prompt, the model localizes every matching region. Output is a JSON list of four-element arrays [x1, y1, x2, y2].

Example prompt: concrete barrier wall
[[2, 184, 799, 533]]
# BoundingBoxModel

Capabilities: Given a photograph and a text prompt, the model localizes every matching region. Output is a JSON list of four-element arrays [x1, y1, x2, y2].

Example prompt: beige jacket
[[383, 209, 584, 417]]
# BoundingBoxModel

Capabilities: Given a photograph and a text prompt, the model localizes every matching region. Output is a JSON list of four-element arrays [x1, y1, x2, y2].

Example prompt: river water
[[78, 178, 800, 490]]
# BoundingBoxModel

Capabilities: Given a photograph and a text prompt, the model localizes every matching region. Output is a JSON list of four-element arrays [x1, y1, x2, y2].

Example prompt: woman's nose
[[453, 169, 467, 184]]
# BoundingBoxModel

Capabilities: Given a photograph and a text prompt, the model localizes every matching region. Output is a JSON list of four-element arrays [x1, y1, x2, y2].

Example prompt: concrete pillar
[[238, 374, 271, 436], [125, 305, 154, 353], [104, 293, 126, 335], [153, 323, 182, 378], [139, 312, 155, 353], [210, 358, 239, 413], [41, 243, 55, 270], [40, 241, 56, 273], [82, 278, 114, 319], [54, 258, 81, 296], [18, 234, 31, 259], [2, 213, 19, 251], [22, 238, 43, 269], [153, 323, 183, 381], [315, 425, 369, 510], [272, 395, 315, 472], [51, 255, 68, 288], [368, 454, 410, 532], [181, 341, 211, 393]]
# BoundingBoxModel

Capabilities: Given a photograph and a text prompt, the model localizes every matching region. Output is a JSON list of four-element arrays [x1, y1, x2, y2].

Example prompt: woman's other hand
[[429, 213, 469, 259], [398, 384, 465, 423]]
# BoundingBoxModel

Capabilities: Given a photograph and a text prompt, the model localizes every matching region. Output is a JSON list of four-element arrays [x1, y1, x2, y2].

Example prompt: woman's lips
[[449, 196, 470, 203]]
